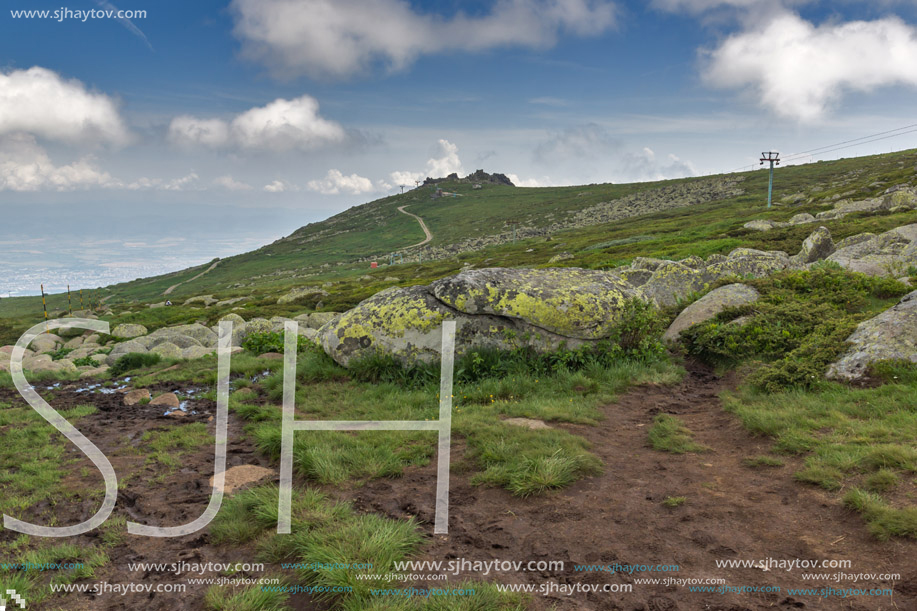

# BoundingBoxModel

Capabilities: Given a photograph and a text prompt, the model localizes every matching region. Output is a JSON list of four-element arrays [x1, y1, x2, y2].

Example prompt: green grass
[[237, 348, 680, 496], [203, 581, 290, 611], [0, 401, 98, 516], [209, 484, 527, 610], [662, 496, 687, 507], [0, 541, 109, 606], [843, 489, 917, 540], [743, 455, 785, 468], [724, 380, 917, 538], [647, 414, 708, 454]]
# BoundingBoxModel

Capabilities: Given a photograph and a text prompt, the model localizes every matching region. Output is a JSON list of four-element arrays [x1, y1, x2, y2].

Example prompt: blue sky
[[4, 0, 917, 295]]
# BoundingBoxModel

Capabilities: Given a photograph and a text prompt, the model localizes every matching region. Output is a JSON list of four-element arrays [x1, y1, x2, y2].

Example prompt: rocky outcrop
[[828, 290, 917, 380], [663, 284, 760, 342], [826, 224, 917, 277], [276, 286, 328, 305], [318, 267, 641, 366], [792, 226, 835, 265]]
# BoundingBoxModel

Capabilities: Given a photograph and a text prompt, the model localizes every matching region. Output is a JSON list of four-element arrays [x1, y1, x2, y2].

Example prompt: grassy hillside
[[2, 149, 917, 340]]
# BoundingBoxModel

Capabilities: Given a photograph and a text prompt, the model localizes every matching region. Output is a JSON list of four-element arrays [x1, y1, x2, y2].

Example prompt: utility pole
[[400, 185, 406, 194], [760, 151, 780, 208]]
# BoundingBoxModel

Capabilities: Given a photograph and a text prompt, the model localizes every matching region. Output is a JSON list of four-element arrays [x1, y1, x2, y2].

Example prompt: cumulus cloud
[[0, 66, 131, 146], [506, 173, 553, 187], [167, 95, 347, 151], [213, 174, 253, 190], [621, 147, 696, 181], [307, 169, 376, 195], [391, 139, 465, 185], [263, 179, 299, 192], [230, 0, 617, 79], [704, 12, 917, 121], [161, 172, 200, 191], [0, 133, 119, 191]]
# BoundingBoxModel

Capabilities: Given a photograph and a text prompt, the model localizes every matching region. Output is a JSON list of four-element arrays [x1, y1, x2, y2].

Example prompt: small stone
[[124, 389, 151, 406], [150, 392, 180, 408]]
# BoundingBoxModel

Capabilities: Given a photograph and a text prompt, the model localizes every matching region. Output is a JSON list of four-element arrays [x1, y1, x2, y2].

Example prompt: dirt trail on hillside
[[163, 259, 221, 296], [347, 364, 917, 611], [397, 205, 433, 248]]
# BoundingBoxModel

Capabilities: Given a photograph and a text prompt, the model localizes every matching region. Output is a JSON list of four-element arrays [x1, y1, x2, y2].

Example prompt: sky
[[4, 0, 917, 296]]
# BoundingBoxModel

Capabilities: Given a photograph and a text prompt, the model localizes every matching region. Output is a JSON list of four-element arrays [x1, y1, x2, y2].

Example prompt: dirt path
[[348, 363, 917, 611], [163, 259, 220, 296], [397, 205, 433, 248], [4, 365, 914, 610]]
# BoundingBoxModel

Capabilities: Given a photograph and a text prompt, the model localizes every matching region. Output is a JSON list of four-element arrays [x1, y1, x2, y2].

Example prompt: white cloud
[[230, 0, 617, 79], [0, 133, 119, 191], [307, 169, 376, 195], [263, 179, 299, 192], [506, 173, 553, 187], [0, 66, 131, 146], [425, 139, 464, 178], [390, 170, 425, 187], [391, 139, 465, 184], [161, 172, 200, 191], [621, 147, 696, 181], [213, 174, 253, 190], [651, 0, 765, 13], [704, 12, 917, 121], [167, 117, 229, 149], [167, 95, 346, 151]]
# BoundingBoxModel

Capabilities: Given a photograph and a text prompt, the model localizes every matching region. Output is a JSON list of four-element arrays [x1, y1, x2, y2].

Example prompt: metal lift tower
[[760, 151, 780, 208]]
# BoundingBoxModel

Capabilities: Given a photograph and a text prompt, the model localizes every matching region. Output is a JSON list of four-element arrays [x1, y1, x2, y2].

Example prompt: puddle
[[250, 369, 272, 383]]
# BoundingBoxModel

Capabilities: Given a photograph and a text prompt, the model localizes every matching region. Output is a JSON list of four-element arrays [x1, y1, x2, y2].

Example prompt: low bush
[[242, 331, 313, 355], [109, 352, 161, 376]]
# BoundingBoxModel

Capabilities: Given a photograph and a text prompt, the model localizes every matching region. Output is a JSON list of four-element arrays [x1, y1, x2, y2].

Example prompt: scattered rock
[[151, 342, 183, 360], [828, 290, 917, 380], [124, 389, 151, 406], [211, 465, 275, 495], [277, 286, 328, 305], [663, 284, 760, 342], [150, 392, 180, 408], [503, 417, 551, 430], [111, 324, 147, 339], [548, 252, 574, 263], [788, 213, 816, 225]]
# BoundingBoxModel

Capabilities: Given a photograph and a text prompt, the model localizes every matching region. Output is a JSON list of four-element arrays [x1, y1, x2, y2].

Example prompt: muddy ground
[[1, 364, 914, 610]]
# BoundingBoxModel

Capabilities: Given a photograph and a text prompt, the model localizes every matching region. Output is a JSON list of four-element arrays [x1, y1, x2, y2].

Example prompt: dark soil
[[1, 363, 915, 611]]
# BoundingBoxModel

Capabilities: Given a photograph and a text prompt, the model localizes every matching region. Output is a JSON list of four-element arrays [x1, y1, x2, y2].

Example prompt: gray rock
[[635, 262, 712, 308], [30, 334, 63, 353], [277, 286, 328, 305], [663, 284, 760, 342], [788, 213, 816, 225], [106, 340, 149, 365], [151, 342, 183, 360], [743, 219, 780, 232], [111, 324, 147, 339], [220, 313, 246, 324], [828, 290, 917, 380], [794, 226, 835, 264], [182, 345, 214, 360]]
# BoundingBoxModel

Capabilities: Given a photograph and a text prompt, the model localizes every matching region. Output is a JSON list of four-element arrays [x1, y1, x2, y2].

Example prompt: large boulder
[[431, 267, 636, 340], [705, 248, 795, 279], [150, 342, 183, 360], [106, 340, 149, 365], [663, 284, 760, 342], [319, 272, 624, 367], [277, 286, 328, 305], [29, 334, 63, 354], [182, 345, 214, 360], [634, 262, 712, 308], [111, 324, 147, 339], [827, 227, 917, 277], [788, 213, 816, 225], [828, 290, 917, 380], [793, 226, 835, 265]]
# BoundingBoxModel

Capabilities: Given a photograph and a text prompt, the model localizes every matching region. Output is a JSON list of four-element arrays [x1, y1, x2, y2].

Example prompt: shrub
[[109, 352, 161, 376], [242, 331, 313, 356], [72, 356, 100, 368], [681, 266, 910, 391]]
